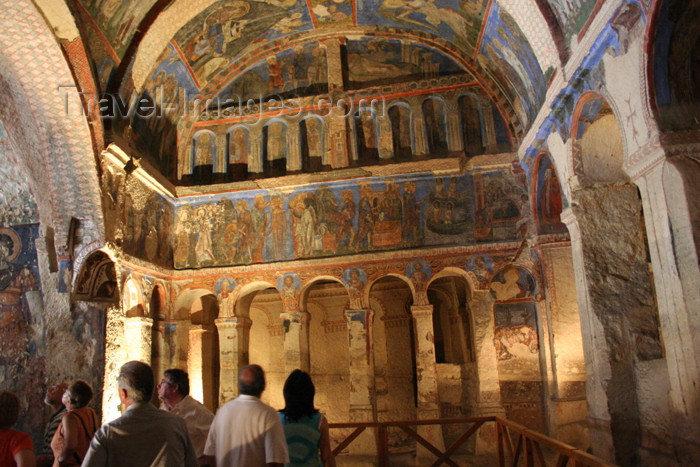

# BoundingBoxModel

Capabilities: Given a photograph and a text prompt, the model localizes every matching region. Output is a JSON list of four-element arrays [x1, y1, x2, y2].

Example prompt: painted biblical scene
[[78, 0, 158, 58], [473, 169, 531, 242], [168, 168, 532, 269], [423, 175, 475, 245], [345, 38, 469, 89], [126, 44, 199, 178], [0, 224, 46, 442], [477, 2, 546, 129], [535, 155, 567, 235], [0, 128, 38, 225], [308, 0, 353, 27], [173, 0, 314, 85], [215, 42, 328, 104], [545, 0, 601, 45], [356, 0, 490, 58]]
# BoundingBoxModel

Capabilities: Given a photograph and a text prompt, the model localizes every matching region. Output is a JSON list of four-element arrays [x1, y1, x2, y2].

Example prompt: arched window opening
[[354, 109, 379, 165], [227, 126, 249, 182], [301, 117, 325, 173], [389, 105, 412, 162], [458, 95, 484, 156], [262, 122, 287, 177], [422, 98, 448, 157]]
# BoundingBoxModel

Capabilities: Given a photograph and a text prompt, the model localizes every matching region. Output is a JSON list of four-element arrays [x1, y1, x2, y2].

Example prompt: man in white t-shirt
[[158, 369, 214, 464], [204, 364, 289, 467]]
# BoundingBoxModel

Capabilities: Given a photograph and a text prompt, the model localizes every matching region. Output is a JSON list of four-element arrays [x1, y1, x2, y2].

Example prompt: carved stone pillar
[[412, 111, 428, 157], [188, 324, 218, 411], [344, 308, 376, 454], [215, 133, 226, 173], [377, 115, 393, 160], [322, 38, 350, 169], [561, 182, 662, 465], [635, 156, 700, 460], [480, 95, 498, 153], [248, 127, 262, 174], [215, 316, 252, 405], [410, 304, 445, 459], [286, 119, 301, 171], [445, 101, 463, 153], [124, 316, 153, 364], [281, 310, 309, 374]]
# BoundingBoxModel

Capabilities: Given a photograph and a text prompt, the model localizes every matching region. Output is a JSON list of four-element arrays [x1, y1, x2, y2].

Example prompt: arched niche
[[303, 278, 350, 436], [368, 275, 415, 449], [422, 97, 448, 157], [532, 152, 567, 235], [123, 278, 145, 318], [388, 103, 413, 162], [427, 275, 473, 365], [262, 120, 288, 177], [353, 108, 380, 166], [489, 266, 545, 432], [571, 93, 628, 183], [172, 288, 221, 411], [458, 94, 485, 156], [73, 250, 118, 302], [650, 0, 700, 131], [237, 283, 284, 407], [226, 125, 250, 182]]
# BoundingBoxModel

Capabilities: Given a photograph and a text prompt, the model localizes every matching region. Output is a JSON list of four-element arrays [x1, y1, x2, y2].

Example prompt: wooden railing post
[[377, 423, 388, 467]]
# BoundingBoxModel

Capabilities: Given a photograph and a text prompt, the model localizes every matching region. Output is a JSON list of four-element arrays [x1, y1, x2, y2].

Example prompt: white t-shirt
[[204, 394, 289, 467]]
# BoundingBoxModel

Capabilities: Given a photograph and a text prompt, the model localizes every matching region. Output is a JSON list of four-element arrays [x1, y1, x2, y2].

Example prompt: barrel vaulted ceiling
[[65, 0, 631, 185]]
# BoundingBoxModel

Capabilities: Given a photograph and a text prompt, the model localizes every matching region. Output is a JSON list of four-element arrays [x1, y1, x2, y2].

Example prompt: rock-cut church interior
[[0, 0, 698, 465]]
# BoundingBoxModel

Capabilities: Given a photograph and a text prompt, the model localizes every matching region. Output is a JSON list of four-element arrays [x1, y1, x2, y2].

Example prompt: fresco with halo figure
[[173, 0, 314, 85], [345, 38, 471, 89]]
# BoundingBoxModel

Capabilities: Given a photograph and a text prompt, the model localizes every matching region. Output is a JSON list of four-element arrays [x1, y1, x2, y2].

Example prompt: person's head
[[0, 391, 20, 429], [281, 369, 318, 422], [118, 361, 154, 407], [63, 380, 94, 410], [158, 369, 189, 409], [238, 364, 265, 397], [45, 382, 69, 408]]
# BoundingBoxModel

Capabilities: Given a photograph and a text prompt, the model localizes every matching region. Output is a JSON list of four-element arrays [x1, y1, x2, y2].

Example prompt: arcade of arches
[[0, 0, 698, 465]]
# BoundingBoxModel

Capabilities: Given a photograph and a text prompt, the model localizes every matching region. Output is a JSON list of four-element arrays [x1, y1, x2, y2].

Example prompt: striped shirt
[[42, 406, 66, 456]]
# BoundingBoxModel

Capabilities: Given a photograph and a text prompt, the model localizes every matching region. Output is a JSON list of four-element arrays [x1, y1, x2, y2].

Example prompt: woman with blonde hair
[[50, 380, 99, 466]]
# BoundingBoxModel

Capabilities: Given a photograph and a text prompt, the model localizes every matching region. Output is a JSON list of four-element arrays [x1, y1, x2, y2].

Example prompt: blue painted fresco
[[168, 168, 529, 269], [521, 1, 646, 175], [478, 2, 546, 129], [346, 38, 468, 89]]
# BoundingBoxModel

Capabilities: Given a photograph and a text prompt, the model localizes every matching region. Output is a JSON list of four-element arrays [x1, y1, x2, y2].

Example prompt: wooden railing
[[329, 416, 616, 466]]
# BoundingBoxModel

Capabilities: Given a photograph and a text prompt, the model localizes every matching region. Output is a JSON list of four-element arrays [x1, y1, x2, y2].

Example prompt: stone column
[[480, 96, 498, 153], [172, 319, 190, 370], [286, 119, 301, 171], [248, 127, 262, 174], [281, 310, 310, 374], [215, 133, 226, 173], [322, 38, 350, 169], [124, 316, 153, 364], [344, 308, 376, 454], [412, 111, 428, 157], [445, 100, 464, 154], [376, 115, 393, 161], [468, 290, 503, 454], [410, 304, 446, 460], [561, 182, 662, 465], [635, 156, 700, 460], [188, 324, 218, 411], [215, 316, 252, 405]]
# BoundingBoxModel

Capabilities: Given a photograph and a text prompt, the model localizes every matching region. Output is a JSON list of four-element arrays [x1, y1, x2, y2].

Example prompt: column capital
[[410, 304, 433, 318], [281, 310, 309, 324], [215, 315, 252, 330]]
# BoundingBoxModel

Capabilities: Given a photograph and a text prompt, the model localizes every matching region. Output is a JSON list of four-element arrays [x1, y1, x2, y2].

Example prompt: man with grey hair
[[83, 361, 198, 467], [204, 364, 288, 466]]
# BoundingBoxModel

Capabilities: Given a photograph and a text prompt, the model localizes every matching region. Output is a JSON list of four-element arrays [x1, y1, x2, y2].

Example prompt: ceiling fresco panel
[[345, 38, 470, 89], [545, 0, 601, 44], [477, 1, 546, 129], [173, 0, 315, 87], [356, 0, 490, 59], [79, 0, 158, 58], [308, 0, 354, 27]]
